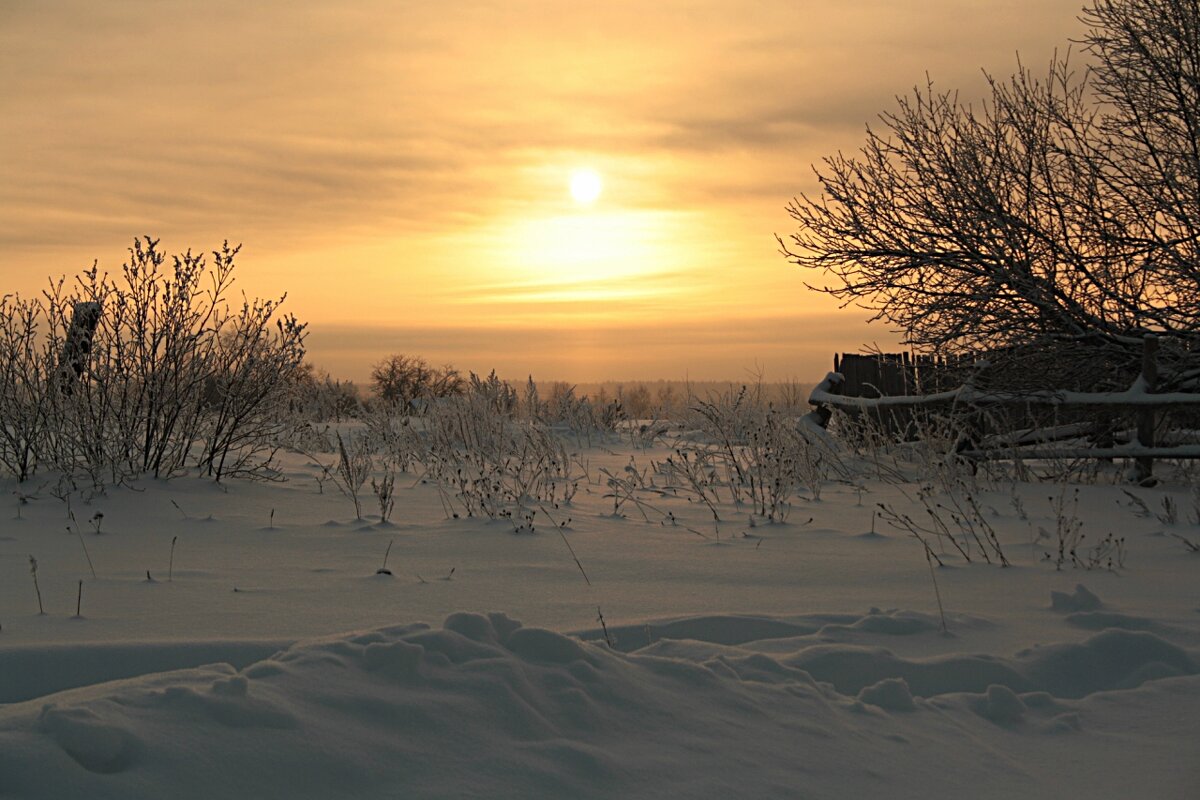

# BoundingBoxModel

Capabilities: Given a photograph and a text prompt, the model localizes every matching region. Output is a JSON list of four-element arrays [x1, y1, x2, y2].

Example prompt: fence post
[[1134, 334, 1158, 485], [59, 301, 102, 391]]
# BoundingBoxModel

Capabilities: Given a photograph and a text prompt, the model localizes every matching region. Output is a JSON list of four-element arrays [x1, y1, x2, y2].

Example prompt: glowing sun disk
[[569, 169, 603, 205]]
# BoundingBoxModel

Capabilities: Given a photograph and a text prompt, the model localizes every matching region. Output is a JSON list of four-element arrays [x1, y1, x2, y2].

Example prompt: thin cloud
[[1, 0, 1087, 252]]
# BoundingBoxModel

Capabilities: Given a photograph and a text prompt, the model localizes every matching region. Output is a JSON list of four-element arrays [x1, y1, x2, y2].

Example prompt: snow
[[1, 440, 1198, 798], [810, 369, 1200, 408]]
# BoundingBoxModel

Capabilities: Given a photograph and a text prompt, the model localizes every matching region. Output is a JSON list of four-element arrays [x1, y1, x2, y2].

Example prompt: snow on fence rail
[[811, 336, 1200, 483], [810, 377, 1200, 410]]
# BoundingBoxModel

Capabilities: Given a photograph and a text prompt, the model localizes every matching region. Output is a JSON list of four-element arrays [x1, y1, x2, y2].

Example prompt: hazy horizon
[[305, 313, 888, 385]]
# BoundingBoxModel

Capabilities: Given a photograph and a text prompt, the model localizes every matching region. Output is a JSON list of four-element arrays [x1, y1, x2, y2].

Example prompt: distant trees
[[370, 354, 464, 407], [781, 0, 1200, 363]]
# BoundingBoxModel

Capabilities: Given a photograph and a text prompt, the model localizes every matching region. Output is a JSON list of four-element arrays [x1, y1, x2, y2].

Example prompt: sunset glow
[[502, 211, 681, 292], [0, 1, 1087, 382]]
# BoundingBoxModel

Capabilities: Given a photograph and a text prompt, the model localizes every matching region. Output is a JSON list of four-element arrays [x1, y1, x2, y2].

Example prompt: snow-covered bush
[[537, 383, 624, 445], [0, 294, 57, 481], [289, 365, 362, 423], [659, 385, 845, 521], [0, 237, 307, 485], [419, 392, 578, 525]]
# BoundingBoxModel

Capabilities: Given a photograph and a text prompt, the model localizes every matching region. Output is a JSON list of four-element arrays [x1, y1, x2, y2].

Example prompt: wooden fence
[[834, 351, 978, 397], [815, 337, 1200, 484]]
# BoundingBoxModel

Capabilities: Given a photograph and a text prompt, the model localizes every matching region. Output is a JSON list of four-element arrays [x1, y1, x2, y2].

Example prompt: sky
[[1, 0, 1087, 384]]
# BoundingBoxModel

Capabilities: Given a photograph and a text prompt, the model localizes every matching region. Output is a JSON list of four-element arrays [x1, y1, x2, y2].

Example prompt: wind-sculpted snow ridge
[[1, 609, 1198, 800], [583, 604, 1197, 699]]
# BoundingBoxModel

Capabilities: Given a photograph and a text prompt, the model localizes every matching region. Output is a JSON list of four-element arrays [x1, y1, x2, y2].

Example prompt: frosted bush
[[0, 237, 307, 485]]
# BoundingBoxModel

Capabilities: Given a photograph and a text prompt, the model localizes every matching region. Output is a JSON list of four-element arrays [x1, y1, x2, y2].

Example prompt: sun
[[569, 168, 603, 205]]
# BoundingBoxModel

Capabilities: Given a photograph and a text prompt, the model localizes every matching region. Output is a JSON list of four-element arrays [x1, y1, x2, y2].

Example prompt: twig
[[377, 538, 395, 575], [1170, 532, 1200, 553], [924, 543, 948, 634], [29, 556, 44, 615], [69, 519, 97, 578], [558, 529, 591, 586], [596, 606, 614, 647]]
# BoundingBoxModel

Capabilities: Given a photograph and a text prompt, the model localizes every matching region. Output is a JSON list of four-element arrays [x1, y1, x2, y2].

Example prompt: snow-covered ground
[[1, 438, 1198, 798]]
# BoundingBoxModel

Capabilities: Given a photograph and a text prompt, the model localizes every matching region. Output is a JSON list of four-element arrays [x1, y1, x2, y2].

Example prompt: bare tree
[[781, 0, 1200, 364], [1079, 0, 1200, 312], [370, 354, 463, 408]]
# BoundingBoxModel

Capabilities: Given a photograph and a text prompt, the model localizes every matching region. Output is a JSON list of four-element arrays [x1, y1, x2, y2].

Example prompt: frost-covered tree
[[370, 354, 463, 408], [1080, 0, 1200, 311], [781, 0, 1200, 360]]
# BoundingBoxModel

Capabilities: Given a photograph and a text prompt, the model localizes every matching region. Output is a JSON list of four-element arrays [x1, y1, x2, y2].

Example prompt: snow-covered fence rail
[[812, 337, 1200, 483]]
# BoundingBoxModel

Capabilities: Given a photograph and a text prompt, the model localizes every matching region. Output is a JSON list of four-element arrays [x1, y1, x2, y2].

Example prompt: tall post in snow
[[58, 301, 102, 392]]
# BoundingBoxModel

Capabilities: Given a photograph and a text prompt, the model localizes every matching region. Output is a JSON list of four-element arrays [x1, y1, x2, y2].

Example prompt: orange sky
[[1, 1, 1086, 383]]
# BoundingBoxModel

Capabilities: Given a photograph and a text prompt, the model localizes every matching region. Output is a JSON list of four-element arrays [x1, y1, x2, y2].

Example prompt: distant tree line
[[367, 354, 815, 420]]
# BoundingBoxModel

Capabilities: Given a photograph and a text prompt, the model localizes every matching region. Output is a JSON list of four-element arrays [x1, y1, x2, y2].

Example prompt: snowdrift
[[3, 606, 1197, 799]]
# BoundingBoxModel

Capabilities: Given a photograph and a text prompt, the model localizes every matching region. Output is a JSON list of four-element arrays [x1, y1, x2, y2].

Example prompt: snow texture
[[3, 610, 1198, 799], [1, 445, 1198, 798]]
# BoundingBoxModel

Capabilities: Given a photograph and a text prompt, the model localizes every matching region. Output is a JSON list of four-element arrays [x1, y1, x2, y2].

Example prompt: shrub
[[370, 354, 463, 408], [0, 237, 306, 484]]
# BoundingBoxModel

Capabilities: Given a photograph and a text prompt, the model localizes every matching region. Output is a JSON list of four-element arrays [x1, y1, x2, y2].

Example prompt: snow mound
[[857, 677, 917, 711], [601, 609, 1195, 700], [580, 608, 982, 653], [1050, 583, 1103, 612], [971, 684, 1026, 724], [1, 611, 1198, 799]]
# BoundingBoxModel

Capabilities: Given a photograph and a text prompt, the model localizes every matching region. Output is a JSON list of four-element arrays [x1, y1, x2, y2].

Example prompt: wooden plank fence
[[834, 351, 978, 397], [815, 336, 1200, 484]]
